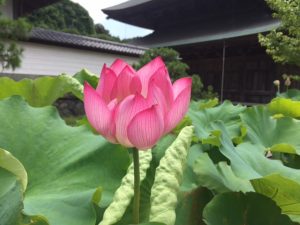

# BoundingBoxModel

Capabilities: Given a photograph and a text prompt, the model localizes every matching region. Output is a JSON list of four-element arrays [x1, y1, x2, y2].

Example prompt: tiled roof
[[29, 28, 147, 56]]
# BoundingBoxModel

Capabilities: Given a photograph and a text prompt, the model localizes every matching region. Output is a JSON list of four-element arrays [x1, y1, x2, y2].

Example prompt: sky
[[70, 0, 153, 39]]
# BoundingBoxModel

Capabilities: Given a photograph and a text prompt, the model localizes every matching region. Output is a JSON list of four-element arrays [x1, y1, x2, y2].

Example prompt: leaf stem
[[133, 148, 140, 224]]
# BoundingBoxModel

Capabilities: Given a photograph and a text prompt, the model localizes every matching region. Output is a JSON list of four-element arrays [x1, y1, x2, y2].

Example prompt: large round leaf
[[279, 89, 300, 101], [193, 152, 253, 193], [0, 96, 130, 225], [241, 106, 300, 154], [269, 98, 300, 119], [0, 168, 23, 225], [0, 148, 27, 191], [73, 69, 99, 88], [188, 100, 245, 145], [203, 192, 296, 225], [0, 75, 83, 107], [213, 121, 300, 182], [175, 187, 213, 225], [252, 174, 300, 223], [0, 148, 49, 225]]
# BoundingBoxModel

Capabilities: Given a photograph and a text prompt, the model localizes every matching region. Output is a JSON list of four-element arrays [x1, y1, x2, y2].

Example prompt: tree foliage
[[259, 0, 300, 67], [133, 48, 217, 100], [26, 0, 121, 42], [95, 23, 110, 36], [0, 0, 31, 71], [26, 0, 94, 35]]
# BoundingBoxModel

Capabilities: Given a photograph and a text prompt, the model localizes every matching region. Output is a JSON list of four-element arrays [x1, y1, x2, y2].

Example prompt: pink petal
[[114, 94, 150, 147], [96, 64, 117, 103], [127, 105, 164, 150], [106, 99, 118, 143], [110, 58, 135, 75], [148, 66, 174, 107], [172, 77, 192, 99], [164, 81, 192, 133], [130, 76, 142, 94], [147, 82, 168, 115], [137, 57, 166, 96], [107, 98, 118, 111], [84, 83, 116, 142], [110, 66, 136, 101]]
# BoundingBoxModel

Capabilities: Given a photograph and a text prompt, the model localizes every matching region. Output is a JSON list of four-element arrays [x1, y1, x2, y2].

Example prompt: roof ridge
[[28, 28, 148, 56], [31, 28, 148, 50]]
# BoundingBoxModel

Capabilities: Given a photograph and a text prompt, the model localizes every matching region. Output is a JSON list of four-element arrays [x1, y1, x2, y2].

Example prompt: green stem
[[133, 148, 140, 224]]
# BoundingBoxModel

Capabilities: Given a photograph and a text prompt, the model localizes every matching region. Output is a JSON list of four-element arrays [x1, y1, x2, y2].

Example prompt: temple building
[[103, 0, 300, 103]]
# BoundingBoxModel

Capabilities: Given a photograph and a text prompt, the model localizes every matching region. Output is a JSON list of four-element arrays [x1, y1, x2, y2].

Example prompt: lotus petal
[[164, 80, 192, 133], [172, 77, 192, 99], [127, 105, 164, 150], [110, 59, 134, 75], [115, 94, 150, 147], [130, 76, 142, 94], [138, 57, 165, 95], [147, 82, 169, 115], [148, 66, 174, 107], [96, 64, 117, 103], [110, 66, 137, 101], [84, 83, 116, 142]]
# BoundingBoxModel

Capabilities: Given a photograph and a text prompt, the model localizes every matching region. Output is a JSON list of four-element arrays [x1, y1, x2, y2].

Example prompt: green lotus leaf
[[0, 160, 24, 225], [150, 126, 194, 225], [198, 98, 219, 110], [188, 100, 245, 145], [0, 148, 27, 191], [280, 154, 300, 169], [0, 75, 83, 107], [0, 96, 130, 225], [189, 98, 219, 111], [73, 69, 99, 88], [240, 106, 300, 154], [137, 223, 166, 225], [269, 98, 300, 119], [172, 116, 192, 136], [100, 151, 152, 225], [175, 187, 213, 225], [251, 174, 300, 223], [0, 149, 50, 224], [20, 214, 50, 225], [231, 124, 247, 145], [203, 192, 296, 225], [279, 89, 300, 101], [181, 142, 233, 193], [180, 144, 204, 192], [188, 101, 201, 110], [213, 121, 300, 182], [193, 152, 253, 193]]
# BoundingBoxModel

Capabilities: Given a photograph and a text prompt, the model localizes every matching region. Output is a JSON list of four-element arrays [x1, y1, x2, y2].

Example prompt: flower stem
[[133, 148, 140, 224]]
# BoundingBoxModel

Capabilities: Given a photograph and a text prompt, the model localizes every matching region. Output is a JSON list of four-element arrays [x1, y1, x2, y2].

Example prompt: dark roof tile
[[29, 28, 147, 56]]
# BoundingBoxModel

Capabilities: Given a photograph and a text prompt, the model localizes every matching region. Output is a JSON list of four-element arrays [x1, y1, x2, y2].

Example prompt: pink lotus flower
[[84, 57, 192, 150]]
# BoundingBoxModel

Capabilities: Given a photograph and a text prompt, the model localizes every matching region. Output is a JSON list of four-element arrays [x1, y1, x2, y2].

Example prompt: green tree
[[259, 0, 300, 67], [0, 0, 31, 71], [26, 0, 95, 35], [92, 23, 122, 42], [133, 47, 188, 80], [95, 23, 109, 35], [133, 47, 217, 100], [26, 0, 122, 42]]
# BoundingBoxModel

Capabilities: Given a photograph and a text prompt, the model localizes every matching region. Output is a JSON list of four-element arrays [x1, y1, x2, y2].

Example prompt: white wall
[[0, 0, 13, 19], [2, 42, 140, 77]]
